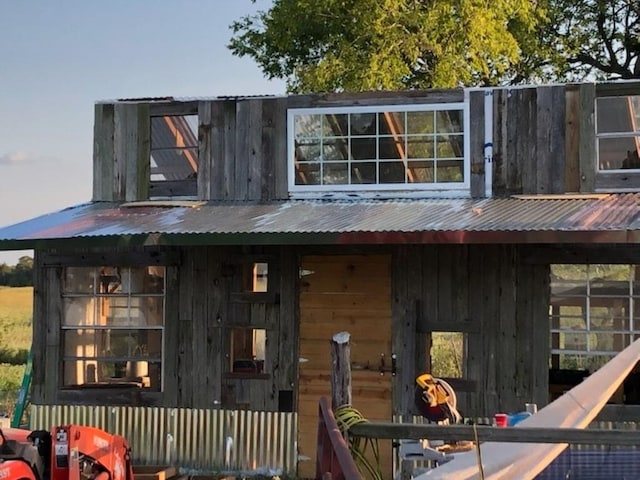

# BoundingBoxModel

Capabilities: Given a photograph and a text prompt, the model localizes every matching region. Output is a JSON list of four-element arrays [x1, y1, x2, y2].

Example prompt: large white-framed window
[[596, 95, 640, 171], [61, 266, 165, 391], [287, 103, 470, 197], [549, 264, 640, 373]]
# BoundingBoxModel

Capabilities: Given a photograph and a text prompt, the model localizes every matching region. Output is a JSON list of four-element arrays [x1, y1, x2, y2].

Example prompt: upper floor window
[[596, 95, 640, 171], [61, 266, 165, 391], [288, 103, 469, 197], [150, 114, 198, 197]]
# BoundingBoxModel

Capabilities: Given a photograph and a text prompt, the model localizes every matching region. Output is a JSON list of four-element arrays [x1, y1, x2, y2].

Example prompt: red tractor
[[0, 425, 134, 480]]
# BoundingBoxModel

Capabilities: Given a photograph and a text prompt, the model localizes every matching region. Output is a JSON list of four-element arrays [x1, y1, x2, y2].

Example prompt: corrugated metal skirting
[[30, 405, 297, 475]]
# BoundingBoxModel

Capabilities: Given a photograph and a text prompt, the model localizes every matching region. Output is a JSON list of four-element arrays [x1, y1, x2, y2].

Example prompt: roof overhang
[[1, 194, 640, 250]]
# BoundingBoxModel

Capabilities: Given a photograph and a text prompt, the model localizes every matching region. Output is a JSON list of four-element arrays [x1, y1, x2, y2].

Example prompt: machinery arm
[[50, 425, 134, 480]]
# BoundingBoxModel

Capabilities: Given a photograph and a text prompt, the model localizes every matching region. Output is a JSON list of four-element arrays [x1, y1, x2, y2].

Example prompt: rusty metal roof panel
[[1, 194, 640, 247]]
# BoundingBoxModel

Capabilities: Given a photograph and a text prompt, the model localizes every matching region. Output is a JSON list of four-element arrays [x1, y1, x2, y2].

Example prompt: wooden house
[[2, 81, 640, 476]]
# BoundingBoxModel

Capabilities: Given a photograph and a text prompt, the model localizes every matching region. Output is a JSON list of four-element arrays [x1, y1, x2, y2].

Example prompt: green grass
[[0, 286, 33, 415]]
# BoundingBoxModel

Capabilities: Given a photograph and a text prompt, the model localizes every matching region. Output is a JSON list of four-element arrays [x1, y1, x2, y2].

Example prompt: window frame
[[595, 95, 640, 173], [549, 264, 640, 372], [287, 102, 471, 197], [60, 265, 166, 391], [148, 101, 200, 199]]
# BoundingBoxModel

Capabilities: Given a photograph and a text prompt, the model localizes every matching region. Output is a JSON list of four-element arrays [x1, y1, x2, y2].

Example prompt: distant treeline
[[0, 257, 33, 286]]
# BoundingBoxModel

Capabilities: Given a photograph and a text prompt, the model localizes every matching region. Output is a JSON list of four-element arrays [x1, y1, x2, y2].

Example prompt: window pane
[[436, 161, 464, 182], [350, 113, 376, 135], [598, 136, 639, 170], [379, 162, 406, 183], [430, 332, 465, 378], [324, 114, 348, 136], [351, 162, 376, 184], [323, 138, 348, 160], [436, 111, 463, 133], [295, 162, 321, 185], [596, 96, 640, 134], [379, 111, 404, 136], [559, 331, 588, 350], [64, 267, 95, 293], [150, 148, 198, 181], [295, 114, 322, 138], [231, 328, 266, 373], [150, 115, 198, 184], [324, 162, 348, 184], [437, 134, 464, 158], [296, 140, 321, 162], [64, 329, 161, 359], [407, 160, 434, 183], [407, 137, 434, 159], [63, 298, 95, 326], [379, 136, 405, 159], [407, 111, 434, 134], [350, 137, 377, 160], [151, 115, 198, 149], [63, 359, 161, 390], [590, 302, 629, 330]]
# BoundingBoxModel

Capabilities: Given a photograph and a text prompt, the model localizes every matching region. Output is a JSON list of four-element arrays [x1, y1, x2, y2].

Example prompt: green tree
[[229, 0, 639, 92]]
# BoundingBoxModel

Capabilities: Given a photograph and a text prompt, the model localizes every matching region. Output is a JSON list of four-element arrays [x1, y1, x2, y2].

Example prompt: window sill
[[224, 372, 271, 380]]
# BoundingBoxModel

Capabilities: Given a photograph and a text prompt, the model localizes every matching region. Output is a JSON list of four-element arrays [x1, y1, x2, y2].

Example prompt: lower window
[[61, 266, 165, 391], [550, 264, 640, 404]]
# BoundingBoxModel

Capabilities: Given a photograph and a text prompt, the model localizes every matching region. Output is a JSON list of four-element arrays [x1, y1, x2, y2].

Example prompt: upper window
[[150, 114, 198, 197], [596, 95, 640, 171], [61, 266, 165, 391], [288, 103, 469, 196]]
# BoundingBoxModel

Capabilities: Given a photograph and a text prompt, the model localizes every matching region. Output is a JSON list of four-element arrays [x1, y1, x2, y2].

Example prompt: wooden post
[[331, 331, 352, 409]]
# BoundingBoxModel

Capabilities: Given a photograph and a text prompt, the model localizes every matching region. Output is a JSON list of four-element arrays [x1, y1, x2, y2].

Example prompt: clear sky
[[0, 0, 285, 265]]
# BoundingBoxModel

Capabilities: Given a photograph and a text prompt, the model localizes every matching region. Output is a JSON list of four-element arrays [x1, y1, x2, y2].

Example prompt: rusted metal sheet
[[1, 194, 640, 248], [29, 405, 297, 475]]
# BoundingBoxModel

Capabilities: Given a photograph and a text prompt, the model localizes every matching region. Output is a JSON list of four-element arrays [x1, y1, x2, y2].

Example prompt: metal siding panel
[[22, 406, 296, 474], [3, 195, 640, 246]]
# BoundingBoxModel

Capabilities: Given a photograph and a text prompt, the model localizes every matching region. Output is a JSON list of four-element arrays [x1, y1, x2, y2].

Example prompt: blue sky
[[0, 0, 285, 265]]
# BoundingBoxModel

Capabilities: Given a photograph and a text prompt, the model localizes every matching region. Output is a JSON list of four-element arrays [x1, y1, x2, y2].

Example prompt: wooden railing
[[316, 397, 362, 480], [349, 421, 640, 445]]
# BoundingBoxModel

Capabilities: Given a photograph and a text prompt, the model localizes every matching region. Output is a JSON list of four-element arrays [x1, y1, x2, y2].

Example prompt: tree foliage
[[229, 0, 640, 92], [0, 257, 33, 287]]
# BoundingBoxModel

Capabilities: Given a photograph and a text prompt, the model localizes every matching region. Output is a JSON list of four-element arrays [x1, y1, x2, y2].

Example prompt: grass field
[[0, 286, 33, 415]]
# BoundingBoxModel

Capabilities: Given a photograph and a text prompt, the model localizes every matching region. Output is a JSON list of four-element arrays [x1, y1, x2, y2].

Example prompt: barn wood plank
[[564, 85, 581, 192], [162, 265, 180, 406], [177, 248, 196, 406], [579, 83, 596, 192], [197, 101, 213, 199], [492, 89, 508, 195], [113, 103, 133, 201], [261, 97, 287, 200], [469, 90, 486, 198], [299, 293, 391, 310], [132, 103, 150, 201], [497, 246, 517, 411], [46, 266, 62, 402], [518, 88, 537, 194], [191, 246, 208, 408], [536, 86, 565, 194], [210, 100, 236, 200], [93, 104, 115, 201], [31, 252, 46, 403], [276, 246, 298, 397]]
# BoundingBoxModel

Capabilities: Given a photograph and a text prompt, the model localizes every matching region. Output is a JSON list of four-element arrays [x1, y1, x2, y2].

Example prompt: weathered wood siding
[[391, 244, 550, 418], [36, 243, 640, 420]]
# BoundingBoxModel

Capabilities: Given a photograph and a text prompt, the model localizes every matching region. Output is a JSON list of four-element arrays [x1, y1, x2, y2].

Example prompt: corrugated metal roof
[[1, 194, 640, 249]]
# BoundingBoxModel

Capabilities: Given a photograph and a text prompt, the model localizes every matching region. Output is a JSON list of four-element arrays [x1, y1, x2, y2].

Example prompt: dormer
[[91, 81, 640, 204]]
